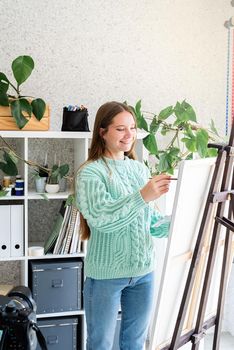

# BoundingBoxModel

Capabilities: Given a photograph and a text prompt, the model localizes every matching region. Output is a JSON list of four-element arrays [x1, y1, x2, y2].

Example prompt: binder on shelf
[[0, 204, 11, 258], [62, 206, 78, 254], [45, 202, 82, 255], [0, 200, 24, 258], [44, 202, 66, 254], [53, 205, 71, 254], [10, 204, 24, 257]]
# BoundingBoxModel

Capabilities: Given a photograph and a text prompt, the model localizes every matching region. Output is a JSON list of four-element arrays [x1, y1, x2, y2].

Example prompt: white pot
[[45, 183, 60, 194]]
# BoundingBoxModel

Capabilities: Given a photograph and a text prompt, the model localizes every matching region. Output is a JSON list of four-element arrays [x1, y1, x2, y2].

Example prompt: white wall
[[1, 0, 233, 343], [0, 0, 232, 134]]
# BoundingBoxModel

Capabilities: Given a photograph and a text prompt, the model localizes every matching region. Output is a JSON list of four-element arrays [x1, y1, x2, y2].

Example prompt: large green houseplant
[[131, 100, 220, 174], [0, 55, 46, 129]]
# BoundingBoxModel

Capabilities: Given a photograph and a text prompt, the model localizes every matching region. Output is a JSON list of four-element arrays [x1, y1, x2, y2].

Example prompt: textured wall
[[0, 0, 233, 335], [0, 0, 232, 134]]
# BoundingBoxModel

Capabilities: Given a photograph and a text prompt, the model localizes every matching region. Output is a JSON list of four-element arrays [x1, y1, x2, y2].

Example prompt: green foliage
[[47, 164, 70, 184], [0, 55, 46, 129], [0, 190, 8, 197], [31, 163, 69, 184], [65, 194, 76, 207], [0, 151, 18, 176], [131, 100, 219, 174]]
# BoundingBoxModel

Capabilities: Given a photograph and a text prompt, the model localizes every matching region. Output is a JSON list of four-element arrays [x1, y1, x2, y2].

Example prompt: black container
[[36, 317, 79, 350], [29, 259, 83, 314]]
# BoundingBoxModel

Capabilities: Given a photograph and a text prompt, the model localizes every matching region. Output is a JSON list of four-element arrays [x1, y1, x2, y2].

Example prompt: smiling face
[[100, 111, 137, 160]]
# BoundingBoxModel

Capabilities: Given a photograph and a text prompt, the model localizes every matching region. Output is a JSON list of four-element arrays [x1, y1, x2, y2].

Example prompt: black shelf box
[[36, 317, 79, 350], [29, 259, 83, 314]]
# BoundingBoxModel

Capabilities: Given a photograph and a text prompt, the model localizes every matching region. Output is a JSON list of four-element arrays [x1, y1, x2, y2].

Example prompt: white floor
[[204, 332, 234, 350]]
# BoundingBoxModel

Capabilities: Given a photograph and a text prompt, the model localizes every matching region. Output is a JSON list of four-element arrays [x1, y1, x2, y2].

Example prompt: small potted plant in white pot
[[45, 164, 69, 194]]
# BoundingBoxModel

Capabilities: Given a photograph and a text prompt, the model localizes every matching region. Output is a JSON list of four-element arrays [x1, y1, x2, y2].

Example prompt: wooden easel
[[162, 122, 234, 350]]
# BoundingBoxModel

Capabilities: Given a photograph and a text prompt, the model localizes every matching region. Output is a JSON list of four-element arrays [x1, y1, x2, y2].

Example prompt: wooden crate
[[0, 105, 50, 131]]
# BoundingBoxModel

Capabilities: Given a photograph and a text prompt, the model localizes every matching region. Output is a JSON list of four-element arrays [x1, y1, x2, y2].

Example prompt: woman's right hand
[[140, 174, 171, 203]]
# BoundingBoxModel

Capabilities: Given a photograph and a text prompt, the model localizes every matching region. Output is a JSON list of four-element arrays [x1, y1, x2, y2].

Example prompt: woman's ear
[[99, 128, 105, 138]]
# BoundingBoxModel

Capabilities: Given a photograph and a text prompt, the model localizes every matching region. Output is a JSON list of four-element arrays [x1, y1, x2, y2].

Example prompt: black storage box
[[29, 259, 83, 314], [36, 317, 79, 350]]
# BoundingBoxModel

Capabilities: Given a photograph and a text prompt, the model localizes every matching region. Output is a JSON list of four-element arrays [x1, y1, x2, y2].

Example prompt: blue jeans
[[84, 271, 155, 350]]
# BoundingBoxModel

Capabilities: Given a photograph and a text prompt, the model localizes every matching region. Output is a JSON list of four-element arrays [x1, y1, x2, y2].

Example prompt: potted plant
[[0, 150, 18, 196], [31, 167, 48, 193], [45, 164, 70, 194], [130, 100, 221, 175], [0, 55, 49, 130], [0, 136, 70, 196]]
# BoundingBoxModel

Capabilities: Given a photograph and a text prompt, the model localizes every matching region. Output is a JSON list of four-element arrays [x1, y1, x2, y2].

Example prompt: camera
[[0, 286, 47, 350]]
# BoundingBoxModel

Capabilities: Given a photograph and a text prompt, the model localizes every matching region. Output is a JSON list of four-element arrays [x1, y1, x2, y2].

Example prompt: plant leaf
[[174, 100, 197, 124], [10, 100, 29, 129], [134, 100, 148, 132], [19, 98, 32, 116], [181, 100, 197, 122], [184, 125, 195, 138], [158, 105, 173, 120], [160, 125, 171, 135], [0, 72, 9, 83], [0, 190, 8, 197], [12, 55, 34, 86], [157, 148, 181, 174], [0, 151, 18, 176], [31, 98, 46, 120], [65, 194, 75, 207], [0, 81, 9, 106], [168, 147, 180, 157], [143, 134, 158, 155], [157, 153, 173, 174], [196, 129, 209, 158], [150, 115, 160, 133], [209, 119, 219, 137], [59, 164, 69, 178], [181, 137, 197, 152], [8, 150, 18, 164], [40, 193, 49, 201], [207, 148, 218, 157]]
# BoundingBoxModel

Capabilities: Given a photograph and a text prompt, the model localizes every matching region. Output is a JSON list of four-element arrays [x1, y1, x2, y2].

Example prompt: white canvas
[[148, 158, 218, 350]]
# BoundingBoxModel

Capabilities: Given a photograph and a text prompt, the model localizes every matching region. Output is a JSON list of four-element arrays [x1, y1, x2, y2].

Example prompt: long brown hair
[[79, 101, 137, 240]]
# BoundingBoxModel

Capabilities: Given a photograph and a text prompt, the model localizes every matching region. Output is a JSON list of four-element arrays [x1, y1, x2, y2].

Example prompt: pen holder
[[61, 107, 90, 131]]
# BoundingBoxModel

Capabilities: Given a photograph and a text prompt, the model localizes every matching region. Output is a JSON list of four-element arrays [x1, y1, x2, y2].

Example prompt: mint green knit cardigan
[[76, 157, 169, 279]]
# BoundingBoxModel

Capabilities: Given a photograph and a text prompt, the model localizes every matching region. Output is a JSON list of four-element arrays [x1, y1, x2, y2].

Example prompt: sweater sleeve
[[150, 207, 170, 238], [76, 170, 147, 233]]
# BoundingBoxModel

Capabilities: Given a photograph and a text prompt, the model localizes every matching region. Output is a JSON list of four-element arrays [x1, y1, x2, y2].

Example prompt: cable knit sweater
[[76, 156, 169, 279]]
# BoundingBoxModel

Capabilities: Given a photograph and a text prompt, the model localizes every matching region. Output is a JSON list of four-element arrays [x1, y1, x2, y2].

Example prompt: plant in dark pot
[[0, 55, 47, 130]]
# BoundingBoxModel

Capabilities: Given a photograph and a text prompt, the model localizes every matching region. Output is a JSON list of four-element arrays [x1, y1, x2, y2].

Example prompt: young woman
[[76, 101, 171, 350]]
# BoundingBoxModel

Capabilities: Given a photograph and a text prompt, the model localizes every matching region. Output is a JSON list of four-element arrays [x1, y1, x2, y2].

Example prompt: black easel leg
[[169, 150, 227, 350], [191, 125, 234, 350], [213, 168, 234, 349], [212, 228, 233, 350]]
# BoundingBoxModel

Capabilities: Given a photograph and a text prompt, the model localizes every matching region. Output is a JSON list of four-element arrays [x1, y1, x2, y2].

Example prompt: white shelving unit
[[0, 130, 147, 350]]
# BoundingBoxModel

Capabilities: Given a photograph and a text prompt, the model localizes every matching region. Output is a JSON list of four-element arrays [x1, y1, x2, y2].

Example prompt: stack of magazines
[[44, 202, 81, 255]]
